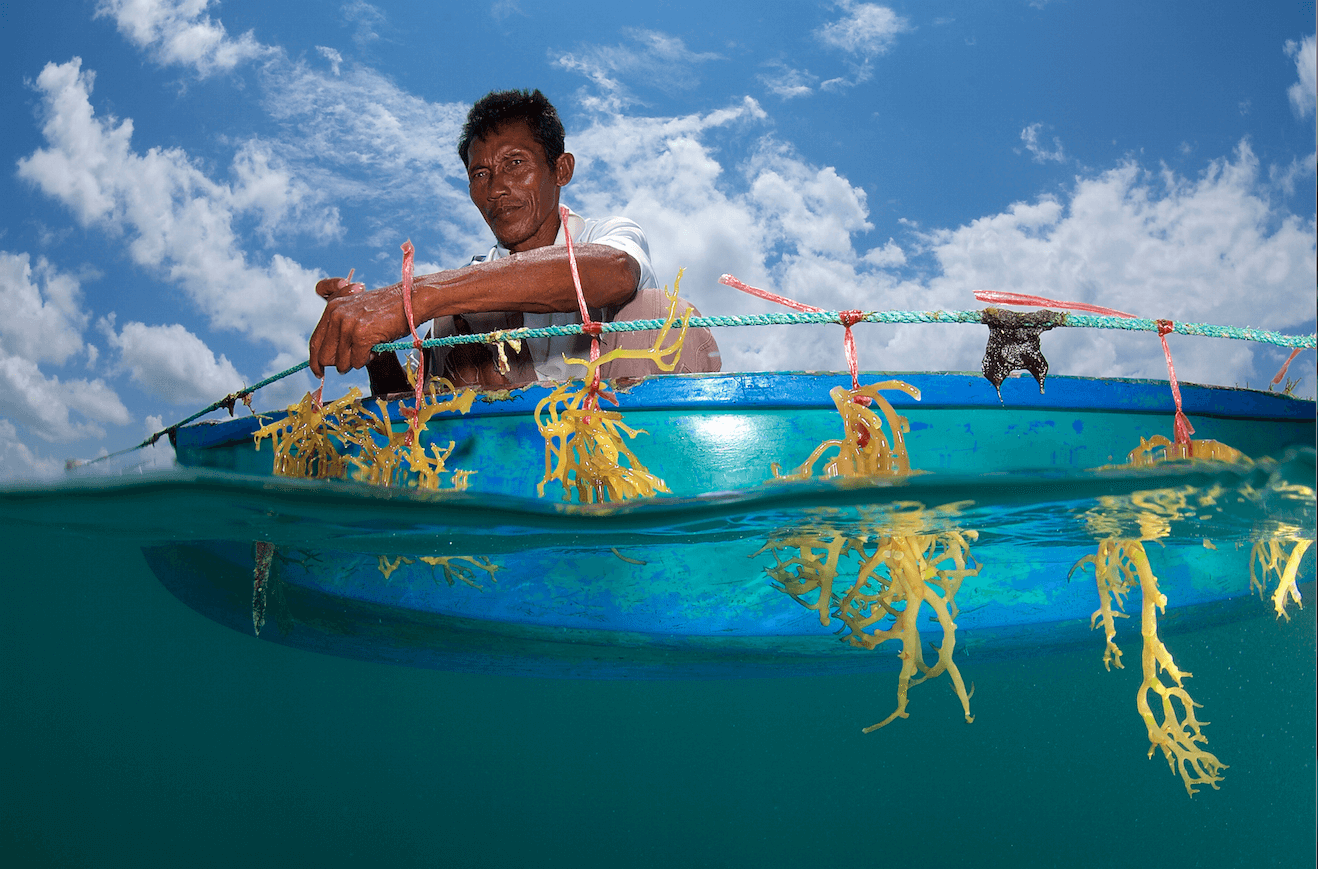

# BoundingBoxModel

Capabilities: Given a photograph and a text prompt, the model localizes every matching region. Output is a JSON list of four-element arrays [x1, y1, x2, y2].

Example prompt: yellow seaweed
[[1076, 438, 1241, 796], [1072, 538, 1226, 796], [842, 529, 979, 732], [758, 504, 979, 732], [253, 388, 368, 479], [419, 555, 499, 590], [760, 376, 976, 732], [774, 381, 920, 480], [378, 555, 412, 580], [253, 379, 476, 490], [1126, 434, 1249, 467], [536, 272, 691, 502], [376, 554, 498, 589], [1249, 537, 1311, 620]]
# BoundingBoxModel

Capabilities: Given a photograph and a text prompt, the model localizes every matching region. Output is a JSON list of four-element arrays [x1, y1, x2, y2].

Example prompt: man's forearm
[[408, 243, 639, 323], [310, 243, 640, 376]]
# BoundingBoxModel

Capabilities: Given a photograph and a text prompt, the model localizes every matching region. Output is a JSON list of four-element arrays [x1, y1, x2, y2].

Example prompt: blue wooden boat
[[149, 371, 1315, 677]]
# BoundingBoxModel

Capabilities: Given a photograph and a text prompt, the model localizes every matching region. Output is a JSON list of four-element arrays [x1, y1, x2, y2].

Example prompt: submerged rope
[[74, 307, 1315, 468]]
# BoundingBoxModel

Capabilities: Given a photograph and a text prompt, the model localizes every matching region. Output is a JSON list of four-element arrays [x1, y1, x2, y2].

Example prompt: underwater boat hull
[[155, 372, 1316, 677]]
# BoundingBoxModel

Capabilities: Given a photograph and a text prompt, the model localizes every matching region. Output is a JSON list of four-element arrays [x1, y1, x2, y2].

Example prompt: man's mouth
[[489, 203, 522, 220]]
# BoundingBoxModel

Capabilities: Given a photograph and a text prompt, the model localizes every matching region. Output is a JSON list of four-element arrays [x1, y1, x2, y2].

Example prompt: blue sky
[[2, 0, 1314, 478]]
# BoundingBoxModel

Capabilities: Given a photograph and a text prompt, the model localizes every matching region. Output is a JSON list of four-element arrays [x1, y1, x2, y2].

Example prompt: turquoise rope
[[370, 310, 1316, 352], [76, 308, 1315, 467]]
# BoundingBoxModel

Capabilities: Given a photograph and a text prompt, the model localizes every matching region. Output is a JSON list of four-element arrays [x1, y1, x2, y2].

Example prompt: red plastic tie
[[1270, 348, 1302, 388], [559, 205, 602, 412], [719, 274, 822, 313], [1156, 319, 1194, 447], [399, 240, 424, 442], [974, 290, 1135, 319], [720, 274, 869, 387], [854, 419, 871, 448], [839, 310, 866, 390]]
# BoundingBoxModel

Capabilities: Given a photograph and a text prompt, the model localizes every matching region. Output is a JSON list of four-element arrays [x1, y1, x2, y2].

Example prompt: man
[[309, 89, 719, 392]]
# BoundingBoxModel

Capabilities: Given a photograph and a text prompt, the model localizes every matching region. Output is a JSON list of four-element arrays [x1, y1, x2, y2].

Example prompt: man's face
[[466, 121, 573, 253]]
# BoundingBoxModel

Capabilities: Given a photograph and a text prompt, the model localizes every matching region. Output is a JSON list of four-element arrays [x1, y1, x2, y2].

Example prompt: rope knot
[[1157, 319, 1175, 337], [839, 310, 866, 328], [582, 321, 603, 335]]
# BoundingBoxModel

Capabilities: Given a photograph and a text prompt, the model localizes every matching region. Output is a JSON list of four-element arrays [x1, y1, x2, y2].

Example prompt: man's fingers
[[315, 278, 340, 300], [308, 318, 330, 377], [308, 300, 344, 377], [335, 315, 358, 374], [315, 277, 365, 301]]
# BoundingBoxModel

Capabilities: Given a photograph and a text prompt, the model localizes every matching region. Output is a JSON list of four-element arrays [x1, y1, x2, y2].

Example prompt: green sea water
[[2, 472, 1314, 868]]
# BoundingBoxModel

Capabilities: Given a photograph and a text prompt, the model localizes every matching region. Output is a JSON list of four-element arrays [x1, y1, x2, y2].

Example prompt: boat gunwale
[[171, 371, 1316, 453]]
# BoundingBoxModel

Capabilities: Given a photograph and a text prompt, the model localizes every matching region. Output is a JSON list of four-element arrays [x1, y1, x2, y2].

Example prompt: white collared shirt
[[434, 206, 659, 381]]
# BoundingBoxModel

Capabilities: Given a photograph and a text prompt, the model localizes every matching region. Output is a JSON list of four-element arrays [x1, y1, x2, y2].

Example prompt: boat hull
[[154, 372, 1316, 676]]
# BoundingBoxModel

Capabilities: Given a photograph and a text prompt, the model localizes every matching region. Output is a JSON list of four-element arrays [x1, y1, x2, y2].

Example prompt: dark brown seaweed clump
[[980, 307, 1066, 398]]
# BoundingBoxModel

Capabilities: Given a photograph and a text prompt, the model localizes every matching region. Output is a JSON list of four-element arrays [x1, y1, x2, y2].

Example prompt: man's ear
[[555, 152, 575, 187]]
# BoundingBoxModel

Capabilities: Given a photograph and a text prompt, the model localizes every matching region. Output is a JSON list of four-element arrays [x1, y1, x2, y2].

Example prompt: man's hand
[[309, 279, 409, 377]]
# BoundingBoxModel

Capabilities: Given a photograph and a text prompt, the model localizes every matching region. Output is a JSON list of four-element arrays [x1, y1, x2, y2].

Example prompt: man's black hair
[[458, 89, 565, 168]]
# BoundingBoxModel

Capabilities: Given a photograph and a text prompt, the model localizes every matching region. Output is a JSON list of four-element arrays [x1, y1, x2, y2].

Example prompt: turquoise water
[[2, 466, 1315, 867]]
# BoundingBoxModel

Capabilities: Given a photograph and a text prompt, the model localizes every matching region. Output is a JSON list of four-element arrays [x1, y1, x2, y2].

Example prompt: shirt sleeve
[[578, 216, 659, 292]]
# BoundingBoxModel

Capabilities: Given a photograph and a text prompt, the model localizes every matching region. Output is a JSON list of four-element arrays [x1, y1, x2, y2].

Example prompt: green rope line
[[371, 310, 1316, 352], [74, 307, 1315, 468]]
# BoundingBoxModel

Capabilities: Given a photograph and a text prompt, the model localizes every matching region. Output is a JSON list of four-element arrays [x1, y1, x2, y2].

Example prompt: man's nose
[[486, 167, 511, 198]]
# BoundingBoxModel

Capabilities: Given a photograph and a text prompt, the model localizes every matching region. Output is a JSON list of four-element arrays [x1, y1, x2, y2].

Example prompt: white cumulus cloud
[[1284, 35, 1316, 118], [0, 251, 90, 365], [0, 352, 130, 444], [105, 320, 246, 405], [0, 419, 65, 481], [562, 97, 1313, 394], [17, 58, 330, 359], [922, 141, 1316, 392], [0, 251, 129, 447], [95, 0, 271, 76], [565, 98, 895, 373]]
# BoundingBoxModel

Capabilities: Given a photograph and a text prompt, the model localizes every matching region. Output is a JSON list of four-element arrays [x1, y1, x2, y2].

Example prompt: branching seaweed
[[1250, 537, 1312, 620], [253, 379, 476, 490], [774, 381, 920, 480], [420, 555, 500, 590], [1076, 439, 1241, 796], [375, 554, 499, 589], [536, 273, 691, 502], [253, 389, 369, 479], [761, 378, 978, 732], [758, 503, 979, 733], [1072, 538, 1226, 796], [839, 530, 980, 732]]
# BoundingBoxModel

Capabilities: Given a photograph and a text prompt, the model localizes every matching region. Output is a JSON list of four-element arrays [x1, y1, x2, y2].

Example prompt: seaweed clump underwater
[[758, 379, 981, 733], [1072, 434, 1311, 796]]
